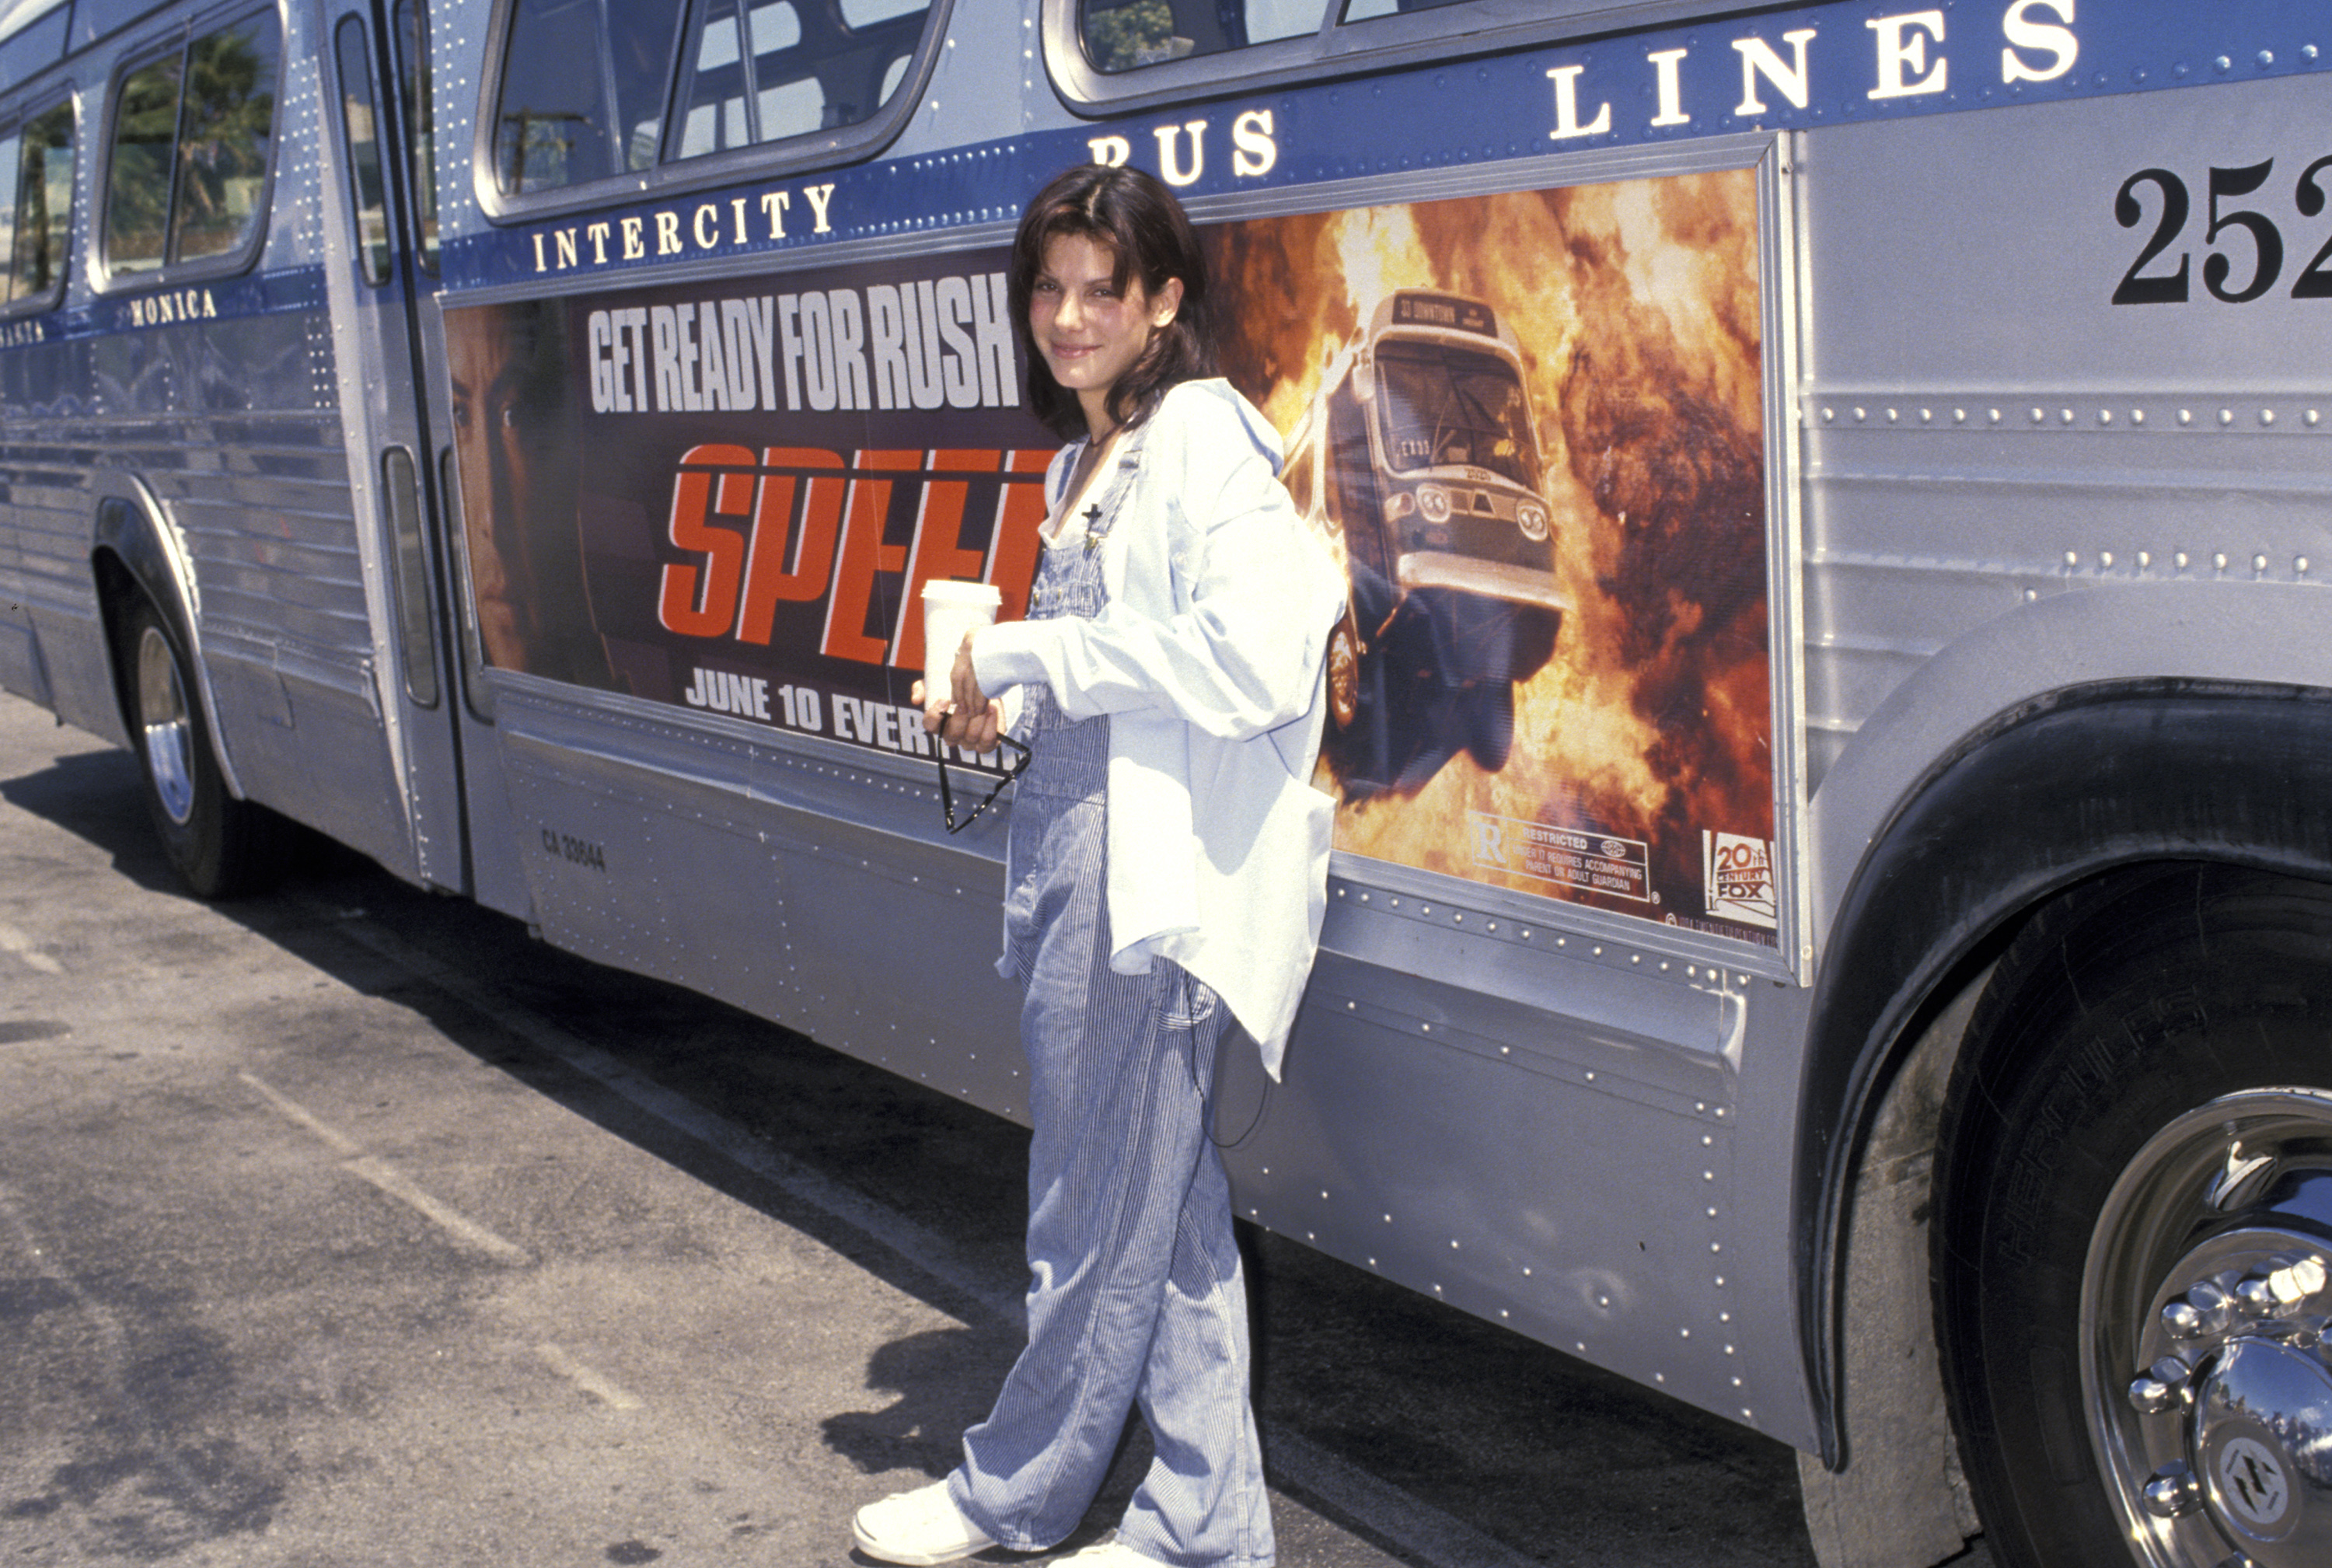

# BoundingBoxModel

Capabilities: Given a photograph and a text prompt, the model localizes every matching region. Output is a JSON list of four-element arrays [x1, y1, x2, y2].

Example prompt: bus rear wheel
[[1936, 865, 2332, 1568], [125, 598, 285, 898]]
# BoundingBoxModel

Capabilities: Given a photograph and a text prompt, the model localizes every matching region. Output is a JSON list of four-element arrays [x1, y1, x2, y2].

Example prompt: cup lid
[[922, 578, 1002, 606]]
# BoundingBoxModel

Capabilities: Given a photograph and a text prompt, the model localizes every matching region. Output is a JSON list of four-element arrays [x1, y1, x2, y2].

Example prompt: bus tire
[[1934, 864, 2332, 1568], [125, 598, 286, 899]]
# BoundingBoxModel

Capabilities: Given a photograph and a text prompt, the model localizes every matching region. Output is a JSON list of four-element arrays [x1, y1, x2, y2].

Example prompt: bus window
[[490, 0, 938, 201], [1080, 0, 1312, 73], [0, 99, 74, 306], [1337, 0, 1465, 19], [0, 129, 16, 294], [493, 0, 689, 194], [1056, 0, 1694, 113], [1373, 341, 1539, 491], [669, 0, 934, 162], [746, 2, 822, 141], [676, 0, 754, 159], [13, 103, 74, 303], [170, 16, 281, 263], [103, 11, 281, 278], [395, 0, 439, 274], [104, 52, 179, 273], [333, 17, 392, 286]]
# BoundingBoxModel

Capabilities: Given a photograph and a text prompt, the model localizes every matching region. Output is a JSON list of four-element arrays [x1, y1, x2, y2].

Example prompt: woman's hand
[[916, 633, 1004, 753]]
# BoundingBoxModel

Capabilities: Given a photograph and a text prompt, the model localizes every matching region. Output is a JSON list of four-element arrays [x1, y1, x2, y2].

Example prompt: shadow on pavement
[[0, 728, 1826, 1568]]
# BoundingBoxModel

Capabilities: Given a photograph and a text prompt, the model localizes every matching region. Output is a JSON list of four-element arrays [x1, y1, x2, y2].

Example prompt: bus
[[2, 2, 2329, 1565], [1284, 289, 1569, 798]]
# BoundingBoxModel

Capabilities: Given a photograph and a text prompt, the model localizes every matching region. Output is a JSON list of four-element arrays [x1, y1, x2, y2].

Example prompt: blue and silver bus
[[5, 2, 2332, 1564]]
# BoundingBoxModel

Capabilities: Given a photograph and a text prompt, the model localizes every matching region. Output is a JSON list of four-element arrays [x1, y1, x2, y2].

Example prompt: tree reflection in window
[[174, 19, 281, 261], [104, 54, 178, 272], [3, 103, 74, 302], [103, 12, 280, 276], [1084, 0, 1186, 71]]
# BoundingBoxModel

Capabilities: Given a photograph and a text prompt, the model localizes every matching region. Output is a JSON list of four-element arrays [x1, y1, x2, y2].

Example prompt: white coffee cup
[[921, 579, 1002, 700]]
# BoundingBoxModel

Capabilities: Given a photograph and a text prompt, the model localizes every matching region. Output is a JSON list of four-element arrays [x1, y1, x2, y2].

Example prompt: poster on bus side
[[446, 166, 1776, 948]]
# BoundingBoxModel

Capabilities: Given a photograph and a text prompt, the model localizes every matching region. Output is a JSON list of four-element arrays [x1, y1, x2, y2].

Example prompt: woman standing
[[854, 166, 1346, 1568]]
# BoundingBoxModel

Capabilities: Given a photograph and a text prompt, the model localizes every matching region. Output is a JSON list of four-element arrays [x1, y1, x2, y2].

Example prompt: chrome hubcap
[[2085, 1089, 2332, 1568], [135, 624, 197, 825]]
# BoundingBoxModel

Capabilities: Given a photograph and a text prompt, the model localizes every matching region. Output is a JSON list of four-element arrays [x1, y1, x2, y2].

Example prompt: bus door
[[323, 0, 529, 915]]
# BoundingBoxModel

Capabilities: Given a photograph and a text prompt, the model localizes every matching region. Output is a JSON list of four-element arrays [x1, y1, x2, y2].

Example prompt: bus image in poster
[[1284, 291, 1567, 798]]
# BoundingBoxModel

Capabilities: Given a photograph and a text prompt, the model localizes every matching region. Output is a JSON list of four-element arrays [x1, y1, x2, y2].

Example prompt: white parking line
[[239, 1070, 362, 1157], [0, 922, 61, 973], [340, 1155, 533, 1266], [239, 1070, 532, 1267], [535, 1342, 644, 1409], [317, 904, 1545, 1568]]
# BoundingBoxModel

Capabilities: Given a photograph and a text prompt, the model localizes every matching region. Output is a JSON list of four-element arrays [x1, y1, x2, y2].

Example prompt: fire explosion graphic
[[1204, 171, 1773, 938]]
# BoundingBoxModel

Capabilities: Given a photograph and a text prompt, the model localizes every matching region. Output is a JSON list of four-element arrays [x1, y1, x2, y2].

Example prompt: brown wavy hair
[[1009, 164, 1216, 441]]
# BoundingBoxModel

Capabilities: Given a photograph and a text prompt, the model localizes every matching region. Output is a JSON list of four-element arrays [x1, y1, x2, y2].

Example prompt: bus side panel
[[485, 661, 1800, 1435], [0, 337, 119, 740], [1220, 922, 1778, 1437], [493, 683, 778, 998], [762, 807, 1030, 1120], [1799, 72, 2332, 805], [95, 299, 410, 874], [492, 679, 1035, 1117]]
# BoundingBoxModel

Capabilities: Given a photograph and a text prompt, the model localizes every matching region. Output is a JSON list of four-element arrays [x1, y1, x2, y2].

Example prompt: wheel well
[[1799, 680, 2332, 1465], [88, 498, 243, 806], [91, 546, 149, 741], [1929, 861, 2332, 1262]]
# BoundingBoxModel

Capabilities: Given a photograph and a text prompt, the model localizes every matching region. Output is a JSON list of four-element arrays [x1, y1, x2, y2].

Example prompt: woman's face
[[1028, 232, 1182, 432]]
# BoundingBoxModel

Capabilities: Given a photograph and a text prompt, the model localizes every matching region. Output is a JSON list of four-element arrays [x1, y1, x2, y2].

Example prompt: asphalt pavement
[[0, 689, 1835, 1567]]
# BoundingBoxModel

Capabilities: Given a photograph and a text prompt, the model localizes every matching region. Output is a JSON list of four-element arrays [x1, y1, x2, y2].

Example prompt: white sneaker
[[1053, 1544, 1169, 1566], [851, 1481, 996, 1566]]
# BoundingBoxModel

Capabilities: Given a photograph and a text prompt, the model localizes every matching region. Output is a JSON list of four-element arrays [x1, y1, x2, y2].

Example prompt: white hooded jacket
[[972, 379, 1348, 1076]]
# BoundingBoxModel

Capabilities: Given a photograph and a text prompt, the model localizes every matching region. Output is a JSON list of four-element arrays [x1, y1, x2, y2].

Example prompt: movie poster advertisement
[[447, 167, 1776, 947]]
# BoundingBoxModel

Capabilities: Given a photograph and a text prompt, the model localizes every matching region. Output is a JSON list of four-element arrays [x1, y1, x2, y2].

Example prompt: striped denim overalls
[[947, 436, 1275, 1568]]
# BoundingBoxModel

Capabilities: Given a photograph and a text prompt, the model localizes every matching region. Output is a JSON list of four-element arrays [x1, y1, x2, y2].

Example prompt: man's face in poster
[[446, 301, 601, 684]]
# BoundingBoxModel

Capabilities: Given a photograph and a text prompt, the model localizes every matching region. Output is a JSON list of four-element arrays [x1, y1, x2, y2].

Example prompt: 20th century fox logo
[[1703, 831, 1777, 930]]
